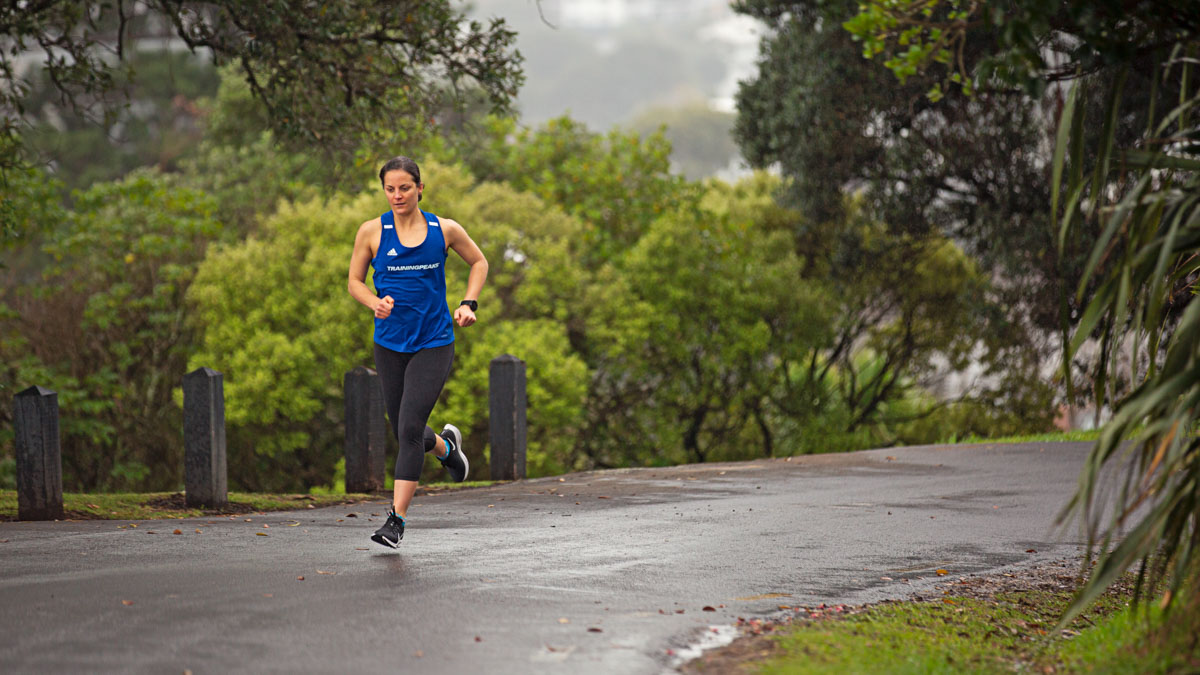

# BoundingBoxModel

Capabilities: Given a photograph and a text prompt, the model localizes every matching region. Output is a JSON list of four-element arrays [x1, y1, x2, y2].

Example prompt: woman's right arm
[[348, 220, 394, 319]]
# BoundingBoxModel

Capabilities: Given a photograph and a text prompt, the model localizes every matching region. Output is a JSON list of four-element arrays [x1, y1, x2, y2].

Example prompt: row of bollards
[[10, 354, 527, 521]]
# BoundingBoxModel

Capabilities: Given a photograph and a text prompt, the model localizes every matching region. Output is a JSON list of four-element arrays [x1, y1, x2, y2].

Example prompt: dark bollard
[[184, 367, 228, 508], [14, 386, 63, 521], [344, 366, 387, 493], [489, 354, 527, 480]]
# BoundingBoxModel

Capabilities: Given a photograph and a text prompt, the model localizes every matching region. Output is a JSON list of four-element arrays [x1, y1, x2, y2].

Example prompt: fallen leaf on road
[[414, 650, 423, 657], [146, 531, 157, 534], [263, 524, 270, 528], [558, 618, 569, 624], [256, 532, 269, 537], [1026, 549, 1037, 553], [587, 628, 603, 633], [307, 504, 315, 509], [130, 524, 138, 528], [702, 606, 716, 612], [317, 570, 335, 575], [195, 529, 202, 534], [778, 605, 791, 610], [880, 576, 893, 581], [263, 594, 273, 598], [886, 456, 896, 461], [936, 569, 949, 576], [121, 600, 133, 606], [597, 496, 611, 499], [356, 547, 369, 551], [173, 529, 183, 535], [0, 539, 8, 543], [475, 636, 482, 642], [244, 519, 252, 522], [287, 522, 300, 527], [675, 609, 685, 614], [487, 505, 494, 508], [297, 576, 305, 581], [346, 513, 357, 518], [558, 478, 565, 482], [943, 598, 956, 604]]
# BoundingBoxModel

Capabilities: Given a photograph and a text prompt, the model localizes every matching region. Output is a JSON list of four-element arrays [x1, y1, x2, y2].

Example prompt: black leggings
[[373, 342, 455, 481]]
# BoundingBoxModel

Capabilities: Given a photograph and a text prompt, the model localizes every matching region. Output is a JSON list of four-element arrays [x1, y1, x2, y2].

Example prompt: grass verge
[[0, 481, 492, 521], [945, 428, 1104, 445], [684, 568, 1200, 674]]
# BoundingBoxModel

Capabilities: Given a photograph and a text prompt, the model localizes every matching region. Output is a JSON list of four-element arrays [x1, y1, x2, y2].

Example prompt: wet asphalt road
[[0, 441, 1096, 674]]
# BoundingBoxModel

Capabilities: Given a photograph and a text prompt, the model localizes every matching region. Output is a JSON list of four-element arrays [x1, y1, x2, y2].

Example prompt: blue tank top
[[371, 209, 455, 353]]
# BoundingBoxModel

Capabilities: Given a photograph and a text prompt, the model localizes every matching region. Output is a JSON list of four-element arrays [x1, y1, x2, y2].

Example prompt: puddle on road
[[666, 624, 740, 671]]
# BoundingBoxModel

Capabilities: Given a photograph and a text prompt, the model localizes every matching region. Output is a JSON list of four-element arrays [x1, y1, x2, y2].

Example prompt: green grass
[[754, 586, 1198, 674], [0, 481, 492, 521], [943, 428, 1104, 445]]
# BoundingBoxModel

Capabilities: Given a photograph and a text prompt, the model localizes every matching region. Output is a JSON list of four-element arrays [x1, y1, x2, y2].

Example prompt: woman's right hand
[[374, 295, 395, 319]]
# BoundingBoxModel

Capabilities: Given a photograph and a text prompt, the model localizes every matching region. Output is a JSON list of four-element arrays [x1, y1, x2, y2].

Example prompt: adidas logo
[[387, 248, 398, 256]]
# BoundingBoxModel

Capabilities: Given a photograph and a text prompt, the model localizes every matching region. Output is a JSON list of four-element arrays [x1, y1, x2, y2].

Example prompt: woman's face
[[382, 169, 422, 216]]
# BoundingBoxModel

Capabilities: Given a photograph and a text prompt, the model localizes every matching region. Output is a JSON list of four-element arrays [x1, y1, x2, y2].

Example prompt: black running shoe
[[438, 423, 468, 483], [371, 510, 404, 548]]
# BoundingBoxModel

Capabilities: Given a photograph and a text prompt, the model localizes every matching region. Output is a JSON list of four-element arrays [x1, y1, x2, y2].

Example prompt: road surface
[[0, 441, 1097, 673]]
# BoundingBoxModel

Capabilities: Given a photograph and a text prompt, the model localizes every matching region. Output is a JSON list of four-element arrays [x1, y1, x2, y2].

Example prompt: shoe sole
[[371, 533, 401, 548], [442, 423, 468, 482]]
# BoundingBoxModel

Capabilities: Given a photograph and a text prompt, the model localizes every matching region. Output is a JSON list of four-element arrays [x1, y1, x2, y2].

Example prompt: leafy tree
[[1, 0, 523, 238], [0, 170, 222, 490], [732, 0, 1090, 339], [20, 48, 220, 192], [844, 0, 1200, 626], [455, 116, 688, 266], [187, 162, 592, 488], [590, 175, 829, 465]]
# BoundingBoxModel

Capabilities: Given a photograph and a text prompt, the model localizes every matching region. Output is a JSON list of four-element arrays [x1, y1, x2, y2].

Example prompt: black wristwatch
[[459, 299, 478, 312]]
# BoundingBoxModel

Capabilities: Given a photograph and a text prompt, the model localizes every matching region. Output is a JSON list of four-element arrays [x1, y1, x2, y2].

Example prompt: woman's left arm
[[444, 218, 488, 327]]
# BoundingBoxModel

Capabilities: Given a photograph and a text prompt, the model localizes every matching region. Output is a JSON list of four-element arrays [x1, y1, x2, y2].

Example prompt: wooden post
[[344, 366, 387, 492], [14, 386, 63, 521], [489, 354, 527, 480], [184, 367, 228, 508]]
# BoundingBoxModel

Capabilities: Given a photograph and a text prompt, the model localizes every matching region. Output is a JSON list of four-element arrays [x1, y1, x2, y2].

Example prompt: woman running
[[347, 156, 488, 547]]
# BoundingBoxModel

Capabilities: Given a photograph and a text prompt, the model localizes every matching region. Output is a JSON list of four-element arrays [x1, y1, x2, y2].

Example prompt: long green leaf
[[1052, 84, 1080, 250]]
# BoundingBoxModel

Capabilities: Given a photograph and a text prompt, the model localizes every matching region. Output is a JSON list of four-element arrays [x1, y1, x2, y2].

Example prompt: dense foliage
[[0, 0, 523, 244], [843, 0, 1200, 626], [2, 6, 1061, 493]]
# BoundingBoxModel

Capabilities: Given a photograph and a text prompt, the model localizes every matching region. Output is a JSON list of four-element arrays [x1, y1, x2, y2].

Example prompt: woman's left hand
[[454, 305, 476, 327]]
